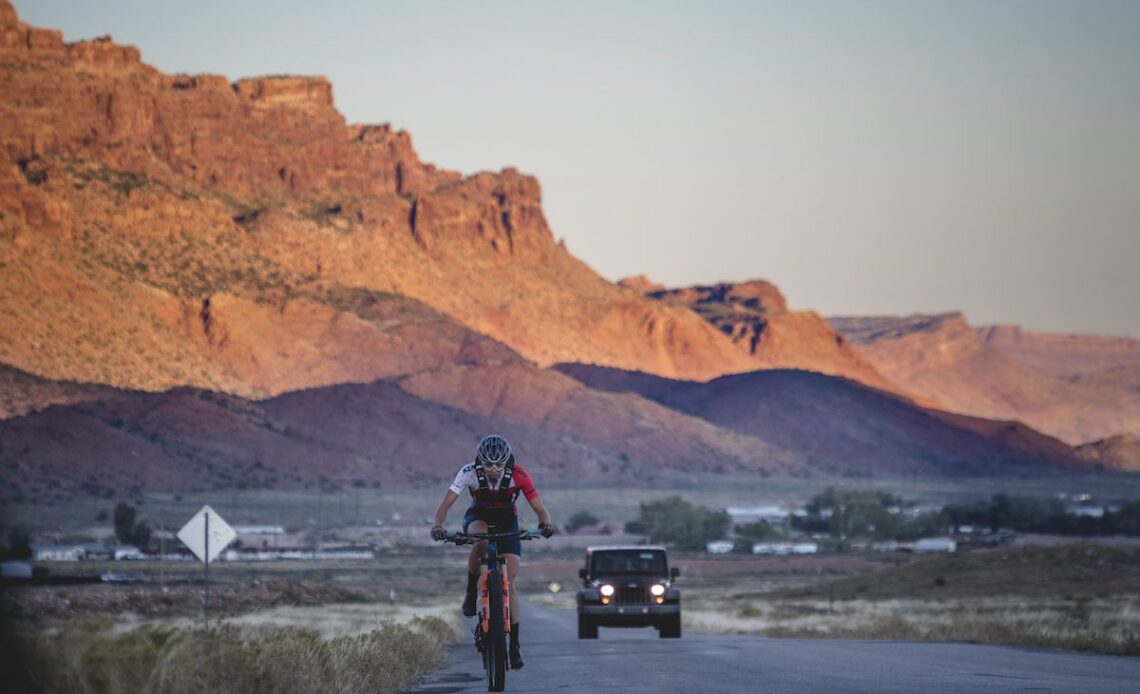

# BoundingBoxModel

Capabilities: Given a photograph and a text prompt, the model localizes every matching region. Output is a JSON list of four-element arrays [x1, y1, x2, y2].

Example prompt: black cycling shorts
[[463, 506, 521, 556]]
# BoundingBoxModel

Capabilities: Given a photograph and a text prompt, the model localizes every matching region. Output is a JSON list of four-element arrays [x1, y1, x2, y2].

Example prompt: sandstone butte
[[1, 0, 780, 401]]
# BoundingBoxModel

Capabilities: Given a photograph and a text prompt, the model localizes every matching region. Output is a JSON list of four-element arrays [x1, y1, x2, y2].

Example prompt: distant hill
[[978, 325, 1140, 393], [829, 314, 1140, 447], [0, 364, 120, 419], [1075, 434, 1140, 472], [0, 363, 812, 504], [554, 364, 1088, 476]]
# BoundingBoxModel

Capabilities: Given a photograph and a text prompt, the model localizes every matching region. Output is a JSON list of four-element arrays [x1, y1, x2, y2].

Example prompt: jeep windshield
[[590, 549, 667, 575]]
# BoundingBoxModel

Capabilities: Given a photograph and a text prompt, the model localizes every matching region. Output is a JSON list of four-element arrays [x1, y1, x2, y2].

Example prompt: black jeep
[[576, 545, 681, 639]]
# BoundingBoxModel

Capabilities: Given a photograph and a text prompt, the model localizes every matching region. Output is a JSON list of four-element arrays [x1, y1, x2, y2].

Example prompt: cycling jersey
[[449, 461, 538, 513]]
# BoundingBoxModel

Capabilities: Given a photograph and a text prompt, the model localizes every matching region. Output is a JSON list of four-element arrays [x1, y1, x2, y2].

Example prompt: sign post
[[204, 512, 210, 631], [177, 505, 236, 632]]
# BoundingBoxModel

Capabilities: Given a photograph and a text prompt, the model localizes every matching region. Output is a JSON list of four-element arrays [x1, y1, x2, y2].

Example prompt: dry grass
[[679, 544, 1140, 655], [11, 612, 456, 694], [686, 596, 1140, 655]]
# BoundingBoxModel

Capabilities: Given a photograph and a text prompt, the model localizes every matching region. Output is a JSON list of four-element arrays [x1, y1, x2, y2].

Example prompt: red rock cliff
[[0, 0, 759, 390]]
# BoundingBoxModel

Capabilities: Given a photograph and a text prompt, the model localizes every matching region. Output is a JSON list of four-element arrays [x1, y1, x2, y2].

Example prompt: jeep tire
[[578, 613, 598, 639], [658, 614, 681, 639]]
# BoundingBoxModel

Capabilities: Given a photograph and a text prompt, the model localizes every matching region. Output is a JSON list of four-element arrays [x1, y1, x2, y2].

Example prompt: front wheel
[[577, 612, 598, 639], [485, 566, 508, 691], [658, 614, 681, 639]]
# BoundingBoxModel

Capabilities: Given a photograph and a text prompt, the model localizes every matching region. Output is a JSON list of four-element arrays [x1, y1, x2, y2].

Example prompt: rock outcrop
[[634, 280, 904, 395]]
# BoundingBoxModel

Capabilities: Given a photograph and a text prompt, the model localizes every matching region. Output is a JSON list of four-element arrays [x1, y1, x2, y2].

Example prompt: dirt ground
[[0, 578, 371, 621], [5, 545, 1138, 627]]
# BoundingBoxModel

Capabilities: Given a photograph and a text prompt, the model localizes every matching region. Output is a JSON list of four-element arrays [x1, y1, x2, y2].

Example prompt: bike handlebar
[[441, 529, 549, 545]]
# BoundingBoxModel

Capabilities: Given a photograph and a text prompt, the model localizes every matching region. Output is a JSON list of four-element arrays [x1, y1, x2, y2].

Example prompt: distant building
[[114, 546, 146, 560], [915, 537, 956, 553], [32, 544, 85, 561], [1066, 505, 1109, 518], [234, 525, 287, 549], [220, 545, 375, 561], [233, 525, 286, 535], [81, 543, 114, 560], [706, 540, 734, 554], [752, 542, 818, 555], [727, 506, 789, 525]]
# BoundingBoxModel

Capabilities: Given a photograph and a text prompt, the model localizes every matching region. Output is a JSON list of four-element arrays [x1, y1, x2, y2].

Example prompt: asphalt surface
[[405, 595, 1140, 694]]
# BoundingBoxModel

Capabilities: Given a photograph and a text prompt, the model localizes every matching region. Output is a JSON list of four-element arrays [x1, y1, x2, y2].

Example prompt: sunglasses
[[484, 462, 506, 470]]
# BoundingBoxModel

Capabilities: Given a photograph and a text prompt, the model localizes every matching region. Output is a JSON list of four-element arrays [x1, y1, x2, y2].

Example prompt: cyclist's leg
[[465, 519, 489, 574], [505, 553, 520, 625], [462, 507, 490, 574], [462, 510, 488, 617], [505, 552, 524, 667]]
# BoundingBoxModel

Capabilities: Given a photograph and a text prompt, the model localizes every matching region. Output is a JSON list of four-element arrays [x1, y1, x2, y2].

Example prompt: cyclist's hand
[[539, 522, 555, 538], [431, 525, 447, 541]]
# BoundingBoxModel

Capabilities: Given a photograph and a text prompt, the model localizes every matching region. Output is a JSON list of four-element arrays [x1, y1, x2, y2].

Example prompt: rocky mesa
[[0, 0, 758, 399]]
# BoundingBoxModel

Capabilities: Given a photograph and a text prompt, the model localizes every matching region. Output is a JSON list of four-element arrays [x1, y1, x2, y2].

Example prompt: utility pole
[[316, 485, 323, 560], [203, 511, 210, 633], [159, 524, 165, 590]]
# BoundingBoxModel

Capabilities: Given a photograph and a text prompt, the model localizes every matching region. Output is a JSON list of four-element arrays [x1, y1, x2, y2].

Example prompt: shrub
[[565, 510, 600, 534], [636, 496, 729, 549]]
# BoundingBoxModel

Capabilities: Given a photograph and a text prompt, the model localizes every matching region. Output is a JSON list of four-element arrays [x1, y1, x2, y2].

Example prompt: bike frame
[[443, 527, 540, 692]]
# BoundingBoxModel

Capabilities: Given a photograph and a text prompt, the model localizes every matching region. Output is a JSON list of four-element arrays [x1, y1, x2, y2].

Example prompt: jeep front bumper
[[579, 602, 680, 627]]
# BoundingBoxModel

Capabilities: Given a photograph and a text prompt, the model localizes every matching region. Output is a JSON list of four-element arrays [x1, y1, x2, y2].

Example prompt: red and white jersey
[[449, 462, 538, 511]]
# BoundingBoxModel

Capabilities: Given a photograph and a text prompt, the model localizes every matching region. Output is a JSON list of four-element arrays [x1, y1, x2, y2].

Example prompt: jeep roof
[[585, 545, 668, 553]]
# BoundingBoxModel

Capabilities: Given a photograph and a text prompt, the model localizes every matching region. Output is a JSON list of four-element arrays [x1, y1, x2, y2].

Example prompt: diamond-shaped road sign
[[177, 505, 236, 564]]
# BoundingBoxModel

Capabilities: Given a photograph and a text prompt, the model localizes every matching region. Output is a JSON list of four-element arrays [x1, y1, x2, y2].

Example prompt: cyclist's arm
[[433, 489, 460, 527], [525, 494, 552, 527]]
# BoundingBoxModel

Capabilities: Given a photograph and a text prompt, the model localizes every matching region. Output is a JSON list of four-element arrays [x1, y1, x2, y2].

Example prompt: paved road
[[406, 596, 1140, 694]]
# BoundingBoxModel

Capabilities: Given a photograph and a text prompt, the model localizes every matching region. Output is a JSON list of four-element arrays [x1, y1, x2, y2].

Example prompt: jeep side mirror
[[579, 568, 587, 579], [670, 567, 680, 579]]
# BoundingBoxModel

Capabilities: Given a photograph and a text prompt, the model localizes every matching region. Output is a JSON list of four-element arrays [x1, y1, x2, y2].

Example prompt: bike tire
[[485, 565, 507, 691]]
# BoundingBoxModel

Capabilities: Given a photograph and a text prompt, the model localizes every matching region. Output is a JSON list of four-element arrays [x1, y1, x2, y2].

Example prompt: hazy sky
[[17, 1, 1140, 337]]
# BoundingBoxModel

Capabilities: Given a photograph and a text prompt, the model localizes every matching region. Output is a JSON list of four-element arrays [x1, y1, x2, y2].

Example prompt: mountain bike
[[442, 527, 543, 692]]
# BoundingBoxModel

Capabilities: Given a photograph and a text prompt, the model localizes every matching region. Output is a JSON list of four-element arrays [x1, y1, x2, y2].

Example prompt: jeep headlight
[[599, 584, 615, 597], [650, 584, 666, 596]]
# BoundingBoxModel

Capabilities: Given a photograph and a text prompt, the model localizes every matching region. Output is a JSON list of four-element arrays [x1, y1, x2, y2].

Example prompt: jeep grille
[[614, 585, 650, 604]]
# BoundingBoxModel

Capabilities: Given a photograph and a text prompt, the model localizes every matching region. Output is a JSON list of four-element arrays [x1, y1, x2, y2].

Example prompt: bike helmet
[[475, 434, 512, 467]]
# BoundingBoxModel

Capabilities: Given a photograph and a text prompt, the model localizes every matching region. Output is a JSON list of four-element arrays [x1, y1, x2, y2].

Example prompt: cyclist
[[431, 434, 554, 669]]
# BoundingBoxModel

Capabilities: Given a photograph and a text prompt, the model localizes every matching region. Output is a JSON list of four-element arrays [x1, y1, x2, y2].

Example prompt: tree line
[[613, 489, 1140, 550]]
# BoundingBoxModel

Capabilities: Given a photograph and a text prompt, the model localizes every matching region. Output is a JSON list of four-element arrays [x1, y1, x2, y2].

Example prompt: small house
[[32, 544, 85, 561]]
